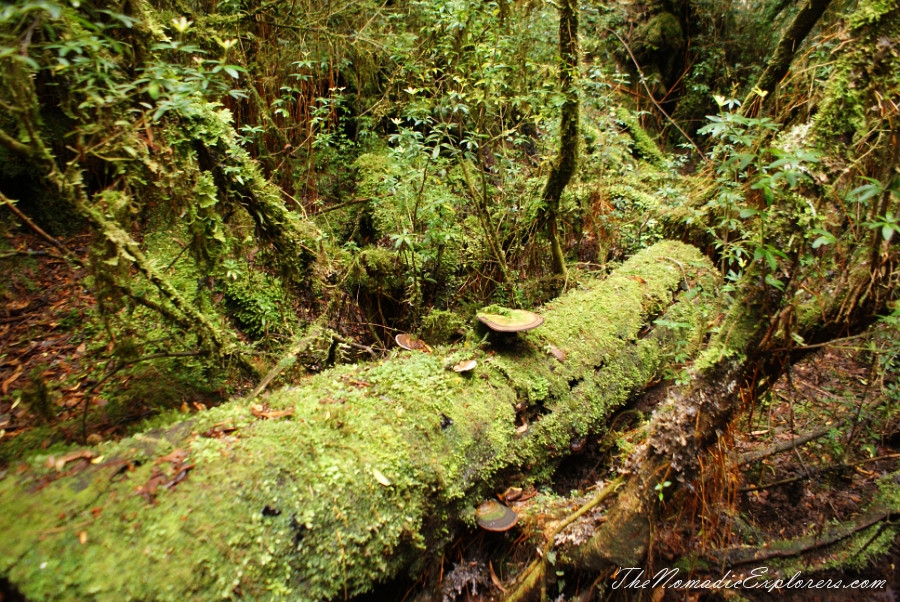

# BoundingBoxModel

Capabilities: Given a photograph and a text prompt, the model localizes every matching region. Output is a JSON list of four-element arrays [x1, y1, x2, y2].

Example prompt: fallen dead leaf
[[157, 449, 188, 465], [2, 364, 24, 395], [548, 345, 566, 362], [373, 468, 392, 486], [250, 404, 294, 420], [53, 449, 97, 471]]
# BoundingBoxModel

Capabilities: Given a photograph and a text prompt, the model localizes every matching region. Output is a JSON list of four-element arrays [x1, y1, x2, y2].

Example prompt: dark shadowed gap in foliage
[[349, 574, 419, 602], [351, 527, 531, 601], [549, 384, 670, 496], [0, 577, 27, 602], [549, 435, 605, 496]]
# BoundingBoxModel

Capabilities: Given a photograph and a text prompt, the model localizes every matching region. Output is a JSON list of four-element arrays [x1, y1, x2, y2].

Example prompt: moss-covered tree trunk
[[0, 242, 718, 601], [744, 0, 833, 110], [542, 0, 579, 278]]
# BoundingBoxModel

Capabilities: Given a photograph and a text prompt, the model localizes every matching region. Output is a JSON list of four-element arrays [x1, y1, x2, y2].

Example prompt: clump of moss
[[615, 107, 667, 167], [420, 308, 468, 344], [224, 273, 293, 339], [813, 0, 900, 146], [20, 366, 56, 424]]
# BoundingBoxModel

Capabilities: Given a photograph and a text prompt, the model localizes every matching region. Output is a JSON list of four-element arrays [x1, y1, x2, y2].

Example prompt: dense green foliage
[[1, 0, 899, 596]]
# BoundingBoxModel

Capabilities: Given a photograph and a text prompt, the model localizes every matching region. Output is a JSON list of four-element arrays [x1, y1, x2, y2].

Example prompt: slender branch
[[310, 197, 373, 215], [0, 191, 83, 267], [246, 323, 333, 401], [333, 333, 380, 358], [605, 28, 707, 162], [743, 0, 834, 112], [540, 0, 579, 279], [459, 158, 514, 292], [0, 127, 34, 159], [706, 506, 895, 566], [736, 456, 900, 493], [738, 425, 831, 465], [768, 330, 873, 352]]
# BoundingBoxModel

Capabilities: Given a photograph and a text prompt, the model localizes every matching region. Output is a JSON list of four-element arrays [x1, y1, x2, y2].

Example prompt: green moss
[[814, 1, 900, 145], [419, 308, 468, 343], [344, 247, 404, 291], [641, 12, 683, 51], [849, 0, 898, 27], [0, 241, 718, 601], [615, 107, 667, 167], [224, 272, 293, 339]]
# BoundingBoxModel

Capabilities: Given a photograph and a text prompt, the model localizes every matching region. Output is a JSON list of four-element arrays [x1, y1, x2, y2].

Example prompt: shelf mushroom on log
[[0, 241, 719, 601], [476, 308, 545, 333]]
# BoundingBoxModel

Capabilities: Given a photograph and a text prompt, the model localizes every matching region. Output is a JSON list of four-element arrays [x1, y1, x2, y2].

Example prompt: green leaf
[[812, 236, 832, 249], [848, 181, 883, 204], [764, 273, 784, 290], [810, 228, 836, 248]]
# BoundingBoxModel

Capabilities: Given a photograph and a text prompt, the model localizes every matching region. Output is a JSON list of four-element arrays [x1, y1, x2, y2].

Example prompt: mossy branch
[[744, 0, 834, 111], [705, 505, 896, 567]]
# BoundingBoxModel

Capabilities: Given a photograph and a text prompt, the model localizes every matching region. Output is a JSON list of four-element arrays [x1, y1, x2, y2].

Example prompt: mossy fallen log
[[0, 241, 719, 601]]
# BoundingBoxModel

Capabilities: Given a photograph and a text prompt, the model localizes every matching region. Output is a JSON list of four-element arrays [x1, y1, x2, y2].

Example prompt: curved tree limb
[[742, 0, 834, 112]]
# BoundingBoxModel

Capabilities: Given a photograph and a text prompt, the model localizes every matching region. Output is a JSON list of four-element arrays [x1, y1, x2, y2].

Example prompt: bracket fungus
[[452, 359, 477, 373], [475, 307, 544, 333], [395, 333, 431, 352], [475, 499, 519, 532]]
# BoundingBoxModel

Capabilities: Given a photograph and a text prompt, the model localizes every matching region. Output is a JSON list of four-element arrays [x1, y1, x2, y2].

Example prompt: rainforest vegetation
[[0, 0, 899, 599]]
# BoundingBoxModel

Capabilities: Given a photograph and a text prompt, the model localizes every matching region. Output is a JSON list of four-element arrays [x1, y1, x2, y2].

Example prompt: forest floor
[[0, 227, 98, 461], [2, 224, 899, 601], [0, 225, 234, 466]]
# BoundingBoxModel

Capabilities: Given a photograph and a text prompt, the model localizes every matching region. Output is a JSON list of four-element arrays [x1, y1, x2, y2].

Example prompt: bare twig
[[605, 28, 708, 162], [738, 425, 832, 465]]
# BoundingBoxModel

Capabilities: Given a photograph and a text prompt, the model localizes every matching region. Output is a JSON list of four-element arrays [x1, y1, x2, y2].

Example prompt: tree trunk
[[0, 241, 718, 601], [542, 0, 579, 278], [744, 0, 833, 110]]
